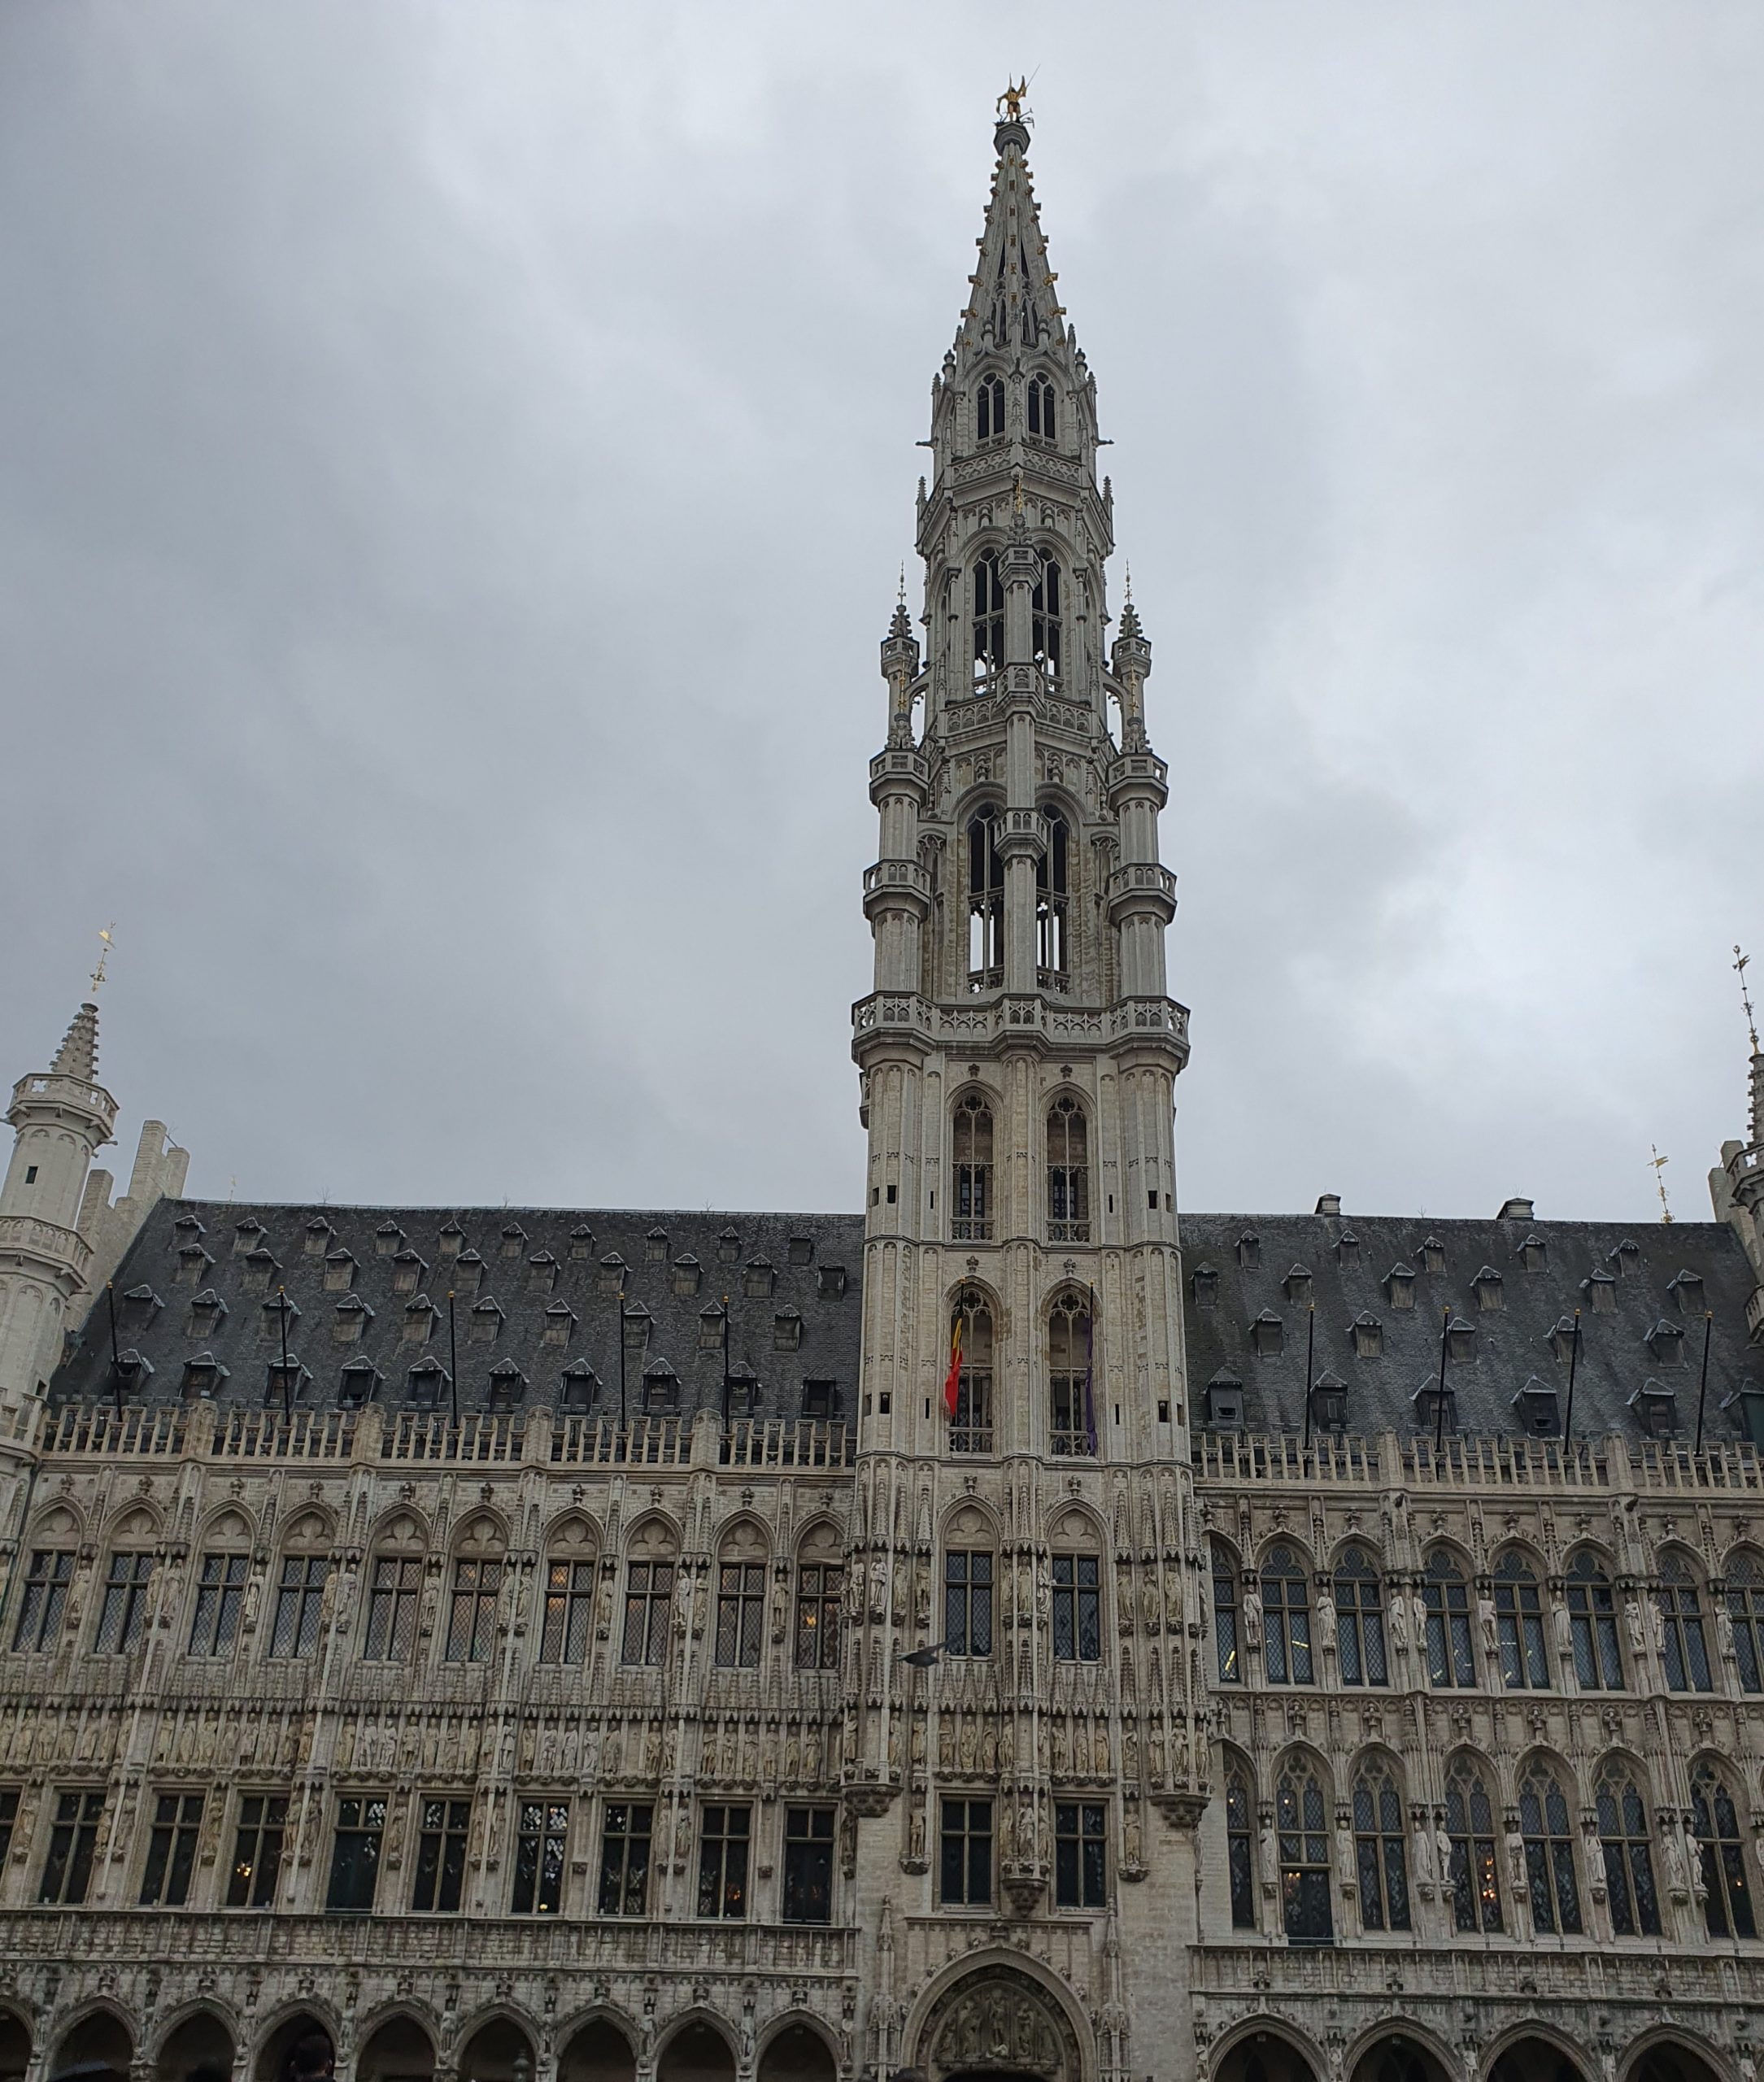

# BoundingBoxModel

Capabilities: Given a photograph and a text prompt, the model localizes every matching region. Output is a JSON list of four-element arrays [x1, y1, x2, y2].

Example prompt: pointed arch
[[713, 1514, 769, 1670], [947, 1278, 996, 1453], [49, 2008, 135, 2082], [355, 2012, 436, 2082], [1442, 1746, 1503, 1934], [950, 1089, 997, 1238], [558, 2013, 638, 2082], [1344, 2023, 1460, 2082], [1221, 1740, 1258, 1931]]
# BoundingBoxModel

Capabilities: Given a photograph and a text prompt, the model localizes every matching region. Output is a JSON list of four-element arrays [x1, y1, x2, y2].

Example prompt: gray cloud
[[2, 1, 1760, 1226]]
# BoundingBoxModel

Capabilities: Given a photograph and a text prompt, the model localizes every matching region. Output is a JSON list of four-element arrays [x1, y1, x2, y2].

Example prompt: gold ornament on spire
[[1650, 1143, 1674, 1225], [1737, 943, 1758, 1052], [996, 79, 1029, 123], [89, 923, 116, 994]]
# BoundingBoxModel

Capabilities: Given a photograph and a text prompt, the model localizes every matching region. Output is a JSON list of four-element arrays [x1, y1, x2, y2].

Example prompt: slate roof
[[51, 1202, 865, 1425], [1181, 1209, 1764, 1444]]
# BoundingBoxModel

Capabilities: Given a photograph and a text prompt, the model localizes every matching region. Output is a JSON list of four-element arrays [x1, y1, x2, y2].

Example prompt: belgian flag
[[943, 1316, 963, 1420]]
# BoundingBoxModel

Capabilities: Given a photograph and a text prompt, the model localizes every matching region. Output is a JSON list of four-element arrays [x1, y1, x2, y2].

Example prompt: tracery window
[[1657, 1553, 1712, 1692], [1226, 1766, 1256, 1928], [1334, 1547, 1387, 1686], [952, 1094, 995, 1239], [943, 1549, 995, 1657], [1051, 1553, 1100, 1662], [1422, 1550, 1476, 1687], [975, 374, 1005, 444], [1031, 555, 1062, 682], [971, 550, 1004, 684], [1048, 1290, 1092, 1454], [364, 1554, 420, 1661], [949, 1287, 994, 1453], [1596, 1766, 1662, 1936], [1729, 1552, 1764, 1693], [1261, 1545, 1313, 1685], [1692, 1761, 1756, 1939], [1493, 1551, 1550, 1688], [1566, 1552, 1624, 1690], [1444, 1758, 1502, 1932], [714, 1562, 764, 1669], [1037, 814, 1070, 983], [621, 1559, 674, 1666], [1026, 372, 1056, 440], [11, 1548, 72, 1653], [539, 1557, 595, 1665], [444, 1555, 501, 1664], [1213, 1544, 1240, 1685], [189, 1552, 248, 1657], [795, 1559, 843, 1670], [1352, 1760, 1410, 1931], [1518, 1762, 1583, 1934], [1276, 1761, 1332, 1942], [95, 1550, 155, 1654]]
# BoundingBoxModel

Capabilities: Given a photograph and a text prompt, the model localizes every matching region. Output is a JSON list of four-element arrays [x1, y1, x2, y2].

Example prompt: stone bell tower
[[847, 98, 1204, 2082]]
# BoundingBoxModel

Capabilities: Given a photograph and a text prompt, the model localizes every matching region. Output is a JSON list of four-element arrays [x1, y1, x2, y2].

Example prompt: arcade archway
[[914, 1967, 1084, 2082]]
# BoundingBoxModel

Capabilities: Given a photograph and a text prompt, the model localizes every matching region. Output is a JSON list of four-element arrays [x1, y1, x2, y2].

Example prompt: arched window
[[364, 1518, 425, 1662], [1657, 1553, 1712, 1692], [1047, 1291, 1094, 1457], [1212, 1543, 1240, 1684], [1729, 1553, 1764, 1692], [189, 1511, 251, 1659], [1036, 812, 1070, 983], [1046, 1097, 1087, 1240], [1566, 1553, 1623, 1689], [621, 1522, 677, 1667], [269, 1510, 332, 1660], [975, 374, 1005, 443], [950, 1287, 994, 1454], [1595, 1765, 1662, 1936], [1333, 1547, 1387, 1687], [1026, 373, 1057, 441], [1692, 1760, 1756, 1938], [1422, 1550, 1475, 1687], [965, 815, 1004, 985], [1275, 1760, 1331, 1941], [1352, 1759, 1409, 1931], [539, 1519, 597, 1666], [714, 1522, 767, 1670], [445, 1518, 505, 1664], [1518, 1762, 1583, 1934], [1444, 1756, 1502, 1932], [943, 1545, 995, 1657], [794, 1527, 843, 1671], [1493, 1552, 1550, 1688], [94, 1509, 158, 1655], [1226, 1765, 1256, 1928], [951, 1093, 995, 1239], [1261, 1546, 1313, 1685], [971, 551, 1004, 684], [1031, 555, 1062, 682]]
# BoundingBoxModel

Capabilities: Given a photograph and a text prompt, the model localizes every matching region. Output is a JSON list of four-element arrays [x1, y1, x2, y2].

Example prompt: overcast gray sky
[[2, 2, 1761, 1226]]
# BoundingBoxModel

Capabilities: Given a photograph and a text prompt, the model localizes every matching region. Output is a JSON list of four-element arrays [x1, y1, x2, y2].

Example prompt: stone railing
[[721, 1419, 853, 1469], [1190, 1936, 1764, 2006], [548, 1415, 691, 1466], [1194, 1428, 1764, 1498]]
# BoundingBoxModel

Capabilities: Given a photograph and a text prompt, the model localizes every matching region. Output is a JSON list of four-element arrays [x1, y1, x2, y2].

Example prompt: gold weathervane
[[996, 79, 1028, 123], [89, 923, 116, 994], [1650, 1143, 1673, 1226], [1737, 944, 1758, 1052]]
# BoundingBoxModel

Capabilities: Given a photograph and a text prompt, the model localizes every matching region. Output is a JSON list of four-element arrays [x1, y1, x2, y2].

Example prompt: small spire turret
[[50, 1000, 101, 1083]]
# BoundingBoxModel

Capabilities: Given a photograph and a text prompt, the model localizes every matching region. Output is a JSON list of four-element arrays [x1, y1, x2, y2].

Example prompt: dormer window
[[673, 1256, 702, 1297], [773, 1309, 802, 1352], [1026, 372, 1056, 440], [1668, 1270, 1705, 1313], [1417, 1236, 1446, 1276], [1309, 1370, 1348, 1432], [324, 1248, 356, 1292], [1644, 1319, 1685, 1364], [568, 1226, 593, 1261], [181, 1354, 226, 1401], [1249, 1309, 1283, 1358], [1723, 1384, 1764, 1448], [1472, 1267, 1505, 1313], [542, 1303, 576, 1348], [975, 372, 1004, 442], [1583, 1270, 1617, 1315], [242, 1248, 280, 1295], [303, 1219, 333, 1257], [260, 1293, 299, 1342], [187, 1290, 228, 1339], [818, 1265, 847, 1300], [453, 1250, 483, 1296], [788, 1235, 815, 1266], [1445, 1317, 1475, 1361], [266, 1359, 311, 1406], [1519, 1235, 1548, 1273], [1204, 1370, 1244, 1430], [470, 1297, 504, 1345], [725, 1362, 760, 1415], [1283, 1265, 1312, 1305], [1349, 1313, 1383, 1360], [642, 1360, 680, 1414], [391, 1249, 428, 1296], [597, 1254, 627, 1296], [1609, 1239, 1643, 1278], [1629, 1379, 1679, 1437], [645, 1228, 669, 1261], [172, 1213, 206, 1239], [1549, 1316, 1582, 1364], [1411, 1382, 1457, 1434], [526, 1252, 557, 1296], [120, 1284, 163, 1331], [744, 1258, 776, 1299], [1384, 1264, 1416, 1310], [1191, 1264, 1219, 1309], [1237, 1232, 1261, 1270], [438, 1220, 466, 1257], [375, 1222, 404, 1257], [111, 1348, 153, 1396], [403, 1297, 437, 1344], [1335, 1229, 1361, 1268], [173, 1244, 212, 1287], [717, 1228, 742, 1265], [487, 1361, 525, 1409], [405, 1361, 447, 1409], [558, 1361, 597, 1413], [232, 1217, 266, 1256], [1514, 1377, 1559, 1436], [338, 1358, 381, 1407], [333, 1296, 372, 1344], [801, 1379, 834, 1421], [699, 1306, 726, 1351]]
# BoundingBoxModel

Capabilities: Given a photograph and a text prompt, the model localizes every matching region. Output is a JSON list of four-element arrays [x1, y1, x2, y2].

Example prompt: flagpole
[[1302, 1303, 1315, 1451], [106, 1281, 122, 1418], [446, 1290, 460, 1432], [278, 1285, 292, 1418], [721, 1294, 732, 1431], [1695, 1310, 1713, 1454], [617, 1271, 628, 1439], [1432, 1305, 1450, 1457], [1563, 1308, 1582, 1449]]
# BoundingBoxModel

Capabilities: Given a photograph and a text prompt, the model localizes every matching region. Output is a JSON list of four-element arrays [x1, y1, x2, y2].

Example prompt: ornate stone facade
[[2, 97, 1763, 2082]]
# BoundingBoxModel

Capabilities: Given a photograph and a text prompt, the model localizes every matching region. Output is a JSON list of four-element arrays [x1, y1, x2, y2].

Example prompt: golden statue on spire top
[[996, 79, 1028, 123], [89, 923, 116, 995]]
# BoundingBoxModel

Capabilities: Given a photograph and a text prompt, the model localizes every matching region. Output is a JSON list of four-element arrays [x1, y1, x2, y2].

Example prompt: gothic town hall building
[[3, 101, 1764, 2082]]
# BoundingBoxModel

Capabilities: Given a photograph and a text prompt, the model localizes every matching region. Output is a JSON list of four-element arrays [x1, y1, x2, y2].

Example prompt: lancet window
[[1275, 1761, 1331, 1942], [1046, 1096, 1087, 1240], [1444, 1757, 1502, 1932], [1566, 1552, 1623, 1690], [1048, 1291, 1093, 1455], [965, 812, 1004, 985], [1729, 1553, 1764, 1693], [1692, 1761, 1756, 1939], [1596, 1766, 1662, 1936], [1333, 1547, 1387, 1686], [975, 374, 1005, 443], [1036, 812, 1070, 983], [1026, 372, 1057, 440], [1030, 555, 1062, 682], [1422, 1550, 1476, 1687], [1352, 1760, 1409, 1932], [950, 1287, 994, 1454], [1493, 1551, 1550, 1688], [1657, 1553, 1712, 1692], [971, 550, 1004, 684], [1261, 1545, 1313, 1685], [952, 1094, 995, 1241], [1518, 1762, 1583, 1935]]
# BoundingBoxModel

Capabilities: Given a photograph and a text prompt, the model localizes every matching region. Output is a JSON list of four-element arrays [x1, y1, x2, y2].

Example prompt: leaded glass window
[[1261, 1547, 1313, 1685], [1518, 1763, 1583, 1934], [1595, 1767, 1661, 1936]]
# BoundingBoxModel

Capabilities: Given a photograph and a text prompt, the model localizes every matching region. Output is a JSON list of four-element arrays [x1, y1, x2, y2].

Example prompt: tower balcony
[[868, 746, 929, 804], [1105, 861, 1178, 924], [860, 858, 932, 921], [996, 807, 1049, 861], [1105, 749, 1169, 808], [1727, 1139, 1764, 1210], [7, 1068, 116, 1135], [852, 989, 1189, 1065], [0, 1213, 94, 1285]]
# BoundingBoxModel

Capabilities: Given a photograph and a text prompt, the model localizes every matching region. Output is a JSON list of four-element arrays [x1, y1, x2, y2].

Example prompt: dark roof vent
[[111, 1347, 155, 1392], [172, 1213, 206, 1235], [1204, 1370, 1244, 1430], [232, 1217, 266, 1254], [1609, 1239, 1643, 1277], [488, 1360, 526, 1406], [717, 1226, 743, 1263], [499, 1224, 526, 1259], [526, 1251, 558, 1295], [1314, 1194, 1342, 1217], [1497, 1197, 1535, 1222], [1629, 1378, 1679, 1436], [788, 1235, 816, 1266], [1582, 1268, 1617, 1314], [1644, 1318, 1685, 1362], [1349, 1312, 1383, 1359], [673, 1255, 703, 1296], [1548, 1315, 1582, 1363], [646, 1226, 669, 1261], [1410, 1379, 1457, 1432], [375, 1221, 405, 1256], [303, 1218, 334, 1256], [338, 1357, 381, 1407], [568, 1226, 594, 1260], [180, 1353, 227, 1400], [744, 1257, 776, 1298], [1309, 1370, 1349, 1431], [817, 1265, 848, 1300], [404, 1358, 450, 1407], [1446, 1316, 1475, 1361], [438, 1219, 467, 1255], [773, 1308, 803, 1351], [1722, 1383, 1764, 1448], [241, 1246, 281, 1292], [1519, 1234, 1548, 1273], [597, 1253, 628, 1293]]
